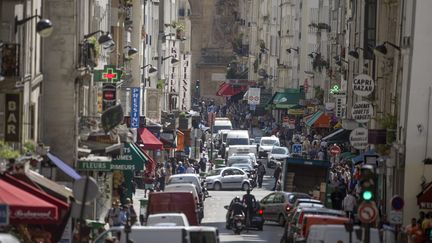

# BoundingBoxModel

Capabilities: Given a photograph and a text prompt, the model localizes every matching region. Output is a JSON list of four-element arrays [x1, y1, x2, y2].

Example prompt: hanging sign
[[350, 127, 369, 150], [130, 87, 140, 128], [102, 83, 117, 111], [352, 101, 374, 123], [353, 74, 374, 97], [4, 93, 21, 142], [248, 88, 261, 105], [93, 65, 122, 83]]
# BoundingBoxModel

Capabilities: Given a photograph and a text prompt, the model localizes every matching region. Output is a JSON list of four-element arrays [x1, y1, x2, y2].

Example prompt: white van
[[306, 225, 380, 243], [213, 119, 232, 134], [94, 226, 219, 243], [225, 130, 250, 158], [258, 136, 280, 158]]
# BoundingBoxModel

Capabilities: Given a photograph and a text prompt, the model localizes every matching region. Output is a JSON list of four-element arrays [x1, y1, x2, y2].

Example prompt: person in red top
[[405, 217, 424, 243]]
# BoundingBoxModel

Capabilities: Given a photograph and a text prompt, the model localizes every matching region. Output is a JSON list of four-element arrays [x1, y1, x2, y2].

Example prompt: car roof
[[296, 198, 322, 203], [170, 174, 199, 179], [297, 207, 345, 215], [165, 183, 197, 189]]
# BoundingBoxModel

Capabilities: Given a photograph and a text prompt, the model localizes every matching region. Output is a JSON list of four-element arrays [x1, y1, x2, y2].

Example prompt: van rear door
[[148, 192, 199, 225]]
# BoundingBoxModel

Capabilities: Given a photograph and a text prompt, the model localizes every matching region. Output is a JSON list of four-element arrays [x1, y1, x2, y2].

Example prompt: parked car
[[293, 199, 323, 209], [167, 174, 204, 201], [146, 213, 189, 226], [267, 146, 290, 168], [259, 192, 311, 226], [205, 167, 251, 191], [282, 207, 345, 243], [258, 136, 280, 158]]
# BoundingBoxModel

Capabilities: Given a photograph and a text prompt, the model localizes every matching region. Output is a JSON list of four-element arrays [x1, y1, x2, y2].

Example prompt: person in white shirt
[[186, 164, 196, 174], [342, 190, 357, 220]]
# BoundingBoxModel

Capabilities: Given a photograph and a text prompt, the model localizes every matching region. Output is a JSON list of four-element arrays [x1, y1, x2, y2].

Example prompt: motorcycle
[[248, 169, 257, 188], [201, 181, 210, 199]]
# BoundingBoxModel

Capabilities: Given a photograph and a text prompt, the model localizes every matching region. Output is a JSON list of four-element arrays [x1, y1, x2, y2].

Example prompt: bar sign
[[4, 93, 20, 142]]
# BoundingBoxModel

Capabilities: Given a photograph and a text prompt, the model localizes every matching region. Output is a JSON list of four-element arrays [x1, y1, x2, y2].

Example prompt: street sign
[[350, 127, 369, 150], [292, 144, 302, 154], [358, 201, 378, 224], [329, 145, 341, 156], [247, 87, 261, 105], [352, 101, 374, 123], [249, 104, 256, 111], [391, 195, 405, 210], [389, 210, 403, 225], [353, 74, 375, 97], [0, 204, 9, 226]]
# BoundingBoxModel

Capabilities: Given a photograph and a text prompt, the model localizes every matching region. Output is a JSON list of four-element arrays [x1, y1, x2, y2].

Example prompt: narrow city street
[[201, 173, 284, 243]]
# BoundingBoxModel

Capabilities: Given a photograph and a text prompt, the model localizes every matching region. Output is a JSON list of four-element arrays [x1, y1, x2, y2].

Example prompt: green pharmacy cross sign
[[93, 65, 122, 83], [330, 85, 340, 94]]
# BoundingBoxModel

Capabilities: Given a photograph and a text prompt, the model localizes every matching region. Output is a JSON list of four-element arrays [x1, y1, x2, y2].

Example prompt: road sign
[[0, 204, 9, 226], [358, 201, 378, 224], [389, 210, 403, 225], [391, 195, 405, 210], [292, 144, 302, 154], [350, 127, 369, 150], [352, 101, 373, 123], [329, 145, 341, 156], [353, 74, 375, 97]]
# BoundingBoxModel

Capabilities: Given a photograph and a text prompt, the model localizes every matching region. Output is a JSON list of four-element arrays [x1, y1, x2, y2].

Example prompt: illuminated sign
[[330, 85, 340, 94], [93, 65, 122, 83]]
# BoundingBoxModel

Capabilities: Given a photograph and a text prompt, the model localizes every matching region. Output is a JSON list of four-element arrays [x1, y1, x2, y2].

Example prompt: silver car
[[205, 167, 251, 191]]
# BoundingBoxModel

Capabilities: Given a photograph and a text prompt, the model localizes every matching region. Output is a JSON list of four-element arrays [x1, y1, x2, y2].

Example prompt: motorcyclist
[[256, 161, 266, 188], [227, 196, 245, 227], [242, 188, 257, 224]]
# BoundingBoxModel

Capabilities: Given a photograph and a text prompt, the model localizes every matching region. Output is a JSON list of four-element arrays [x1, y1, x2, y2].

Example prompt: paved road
[[201, 174, 284, 243]]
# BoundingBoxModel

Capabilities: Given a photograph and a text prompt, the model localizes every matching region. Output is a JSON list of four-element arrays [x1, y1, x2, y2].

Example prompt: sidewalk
[[132, 188, 146, 219]]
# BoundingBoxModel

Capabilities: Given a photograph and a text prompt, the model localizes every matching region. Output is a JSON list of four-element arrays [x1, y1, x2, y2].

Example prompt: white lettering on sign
[[14, 210, 53, 219], [353, 74, 375, 97], [111, 164, 135, 170], [352, 101, 374, 123], [350, 127, 368, 150], [6, 101, 18, 135]]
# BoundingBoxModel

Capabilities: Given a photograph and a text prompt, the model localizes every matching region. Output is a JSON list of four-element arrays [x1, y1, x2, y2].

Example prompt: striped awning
[[305, 111, 324, 127]]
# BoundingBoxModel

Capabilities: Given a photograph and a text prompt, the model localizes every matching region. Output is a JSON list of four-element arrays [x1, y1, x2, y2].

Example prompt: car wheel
[[278, 214, 286, 226], [214, 182, 222, 191], [242, 182, 250, 191]]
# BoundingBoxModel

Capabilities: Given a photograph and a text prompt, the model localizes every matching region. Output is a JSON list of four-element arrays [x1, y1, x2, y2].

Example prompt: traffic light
[[359, 165, 376, 202]]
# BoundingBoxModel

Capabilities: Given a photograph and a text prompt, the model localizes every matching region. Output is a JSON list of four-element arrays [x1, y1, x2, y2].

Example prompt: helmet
[[234, 196, 241, 203], [246, 188, 251, 193]]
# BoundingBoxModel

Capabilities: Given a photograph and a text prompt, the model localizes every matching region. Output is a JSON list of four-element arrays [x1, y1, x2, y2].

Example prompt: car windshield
[[227, 138, 249, 146], [231, 163, 252, 171], [213, 125, 231, 133], [228, 157, 251, 164], [254, 137, 261, 143], [272, 147, 288, 154], [208, 169, 222, 176], [261, 139, 278, 146]]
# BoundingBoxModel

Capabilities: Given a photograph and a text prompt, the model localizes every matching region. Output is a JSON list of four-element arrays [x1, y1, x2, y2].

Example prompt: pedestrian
[[105, 200, 121, 227], [131, 179, 137, 196], [256, 161, 266, 188], [143, 171, 154, 198], [176, 162, 186, 174], [272, 162, 282, 191], [186, 164, 196, 173], [404, 217, 423, 243], [157, 164, 166, 191], [199, 157, 207, 173], [330, 187, 343, 210], [342, 190, 357, 220], [165, 163, 172, 184], [124, 198, 137, 225]]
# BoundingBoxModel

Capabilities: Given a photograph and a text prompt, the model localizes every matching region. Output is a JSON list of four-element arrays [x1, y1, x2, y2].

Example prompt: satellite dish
[[258, 68, 268, 77]]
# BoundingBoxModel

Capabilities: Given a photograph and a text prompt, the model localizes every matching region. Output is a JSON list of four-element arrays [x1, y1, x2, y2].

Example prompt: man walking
[[256, 161, 266, 188], [272, 162, 282, 191]]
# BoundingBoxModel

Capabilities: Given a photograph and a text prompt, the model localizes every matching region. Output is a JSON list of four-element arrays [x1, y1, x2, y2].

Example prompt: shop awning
[[138, 128, 163, 150], [136, 143, 156, 173], [322, 129, 351, 144], [305, 111, 323, 126], [176, 130, 185, 151], [417, 182, 432, 209], [1, 173, 69, 218], [216, 83, 248, 97], [0, 179, 58, 224], [25, 170, 74, 201], [47, 153, 81, 180], [267, 89, 305, 109]]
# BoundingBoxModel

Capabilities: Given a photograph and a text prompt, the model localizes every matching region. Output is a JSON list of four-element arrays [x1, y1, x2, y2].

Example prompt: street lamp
[[141, 64, 158, 74], [161, 55, 179, 64], [84, 30, 114, 48], [124, 46, 139, 59], [348, 47, 365, 59], [308, 52, 320, 58], [374, 41, 401, 55], [286, 47, 299, 53], [333, 56, 348, 66], [15, 15, 53, 37]]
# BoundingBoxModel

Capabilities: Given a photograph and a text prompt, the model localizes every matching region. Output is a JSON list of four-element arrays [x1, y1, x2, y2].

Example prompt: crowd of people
[[404, 212, 432, 243]]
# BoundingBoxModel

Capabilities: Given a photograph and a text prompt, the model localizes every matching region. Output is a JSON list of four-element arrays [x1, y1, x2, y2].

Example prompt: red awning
[[136, 143, 156, 173], [216, 83, 248, 97], [138, 128, 163, 150], [1, 173, 69, 218], [0, 179, 58, 224]]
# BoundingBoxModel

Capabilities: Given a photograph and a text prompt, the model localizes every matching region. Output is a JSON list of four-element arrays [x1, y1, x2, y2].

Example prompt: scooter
[[232, 214, 246, 234], [248, 169, 258, 188]]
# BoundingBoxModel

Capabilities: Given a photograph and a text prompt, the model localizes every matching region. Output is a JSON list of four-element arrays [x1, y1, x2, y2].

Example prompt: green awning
[[112, 143, 148, 171], [267, 89, 305, 109]]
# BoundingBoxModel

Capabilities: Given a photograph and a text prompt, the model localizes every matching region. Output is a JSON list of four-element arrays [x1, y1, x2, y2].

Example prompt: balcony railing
[[1, 43, 20, 77]]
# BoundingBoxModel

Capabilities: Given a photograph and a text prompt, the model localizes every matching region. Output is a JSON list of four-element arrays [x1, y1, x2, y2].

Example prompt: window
[[262, 193, 275, 204], [232, 169, 244, 175], [274, 194, 285, 203], [222, 169, 233, 176]]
